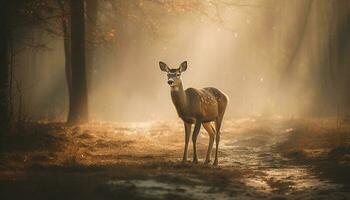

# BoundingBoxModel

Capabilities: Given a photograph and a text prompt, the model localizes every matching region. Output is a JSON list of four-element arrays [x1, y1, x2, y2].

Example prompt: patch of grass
[[276, 119, 350, 185]]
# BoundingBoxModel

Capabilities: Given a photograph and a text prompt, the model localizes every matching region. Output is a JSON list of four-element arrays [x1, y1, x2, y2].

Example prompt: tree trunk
[[278, 0, 314, 85], [57, 0, 73, 120], [67, 0, 89, 123], [331, 0, 350, 112], [0, 2, 9, 131]]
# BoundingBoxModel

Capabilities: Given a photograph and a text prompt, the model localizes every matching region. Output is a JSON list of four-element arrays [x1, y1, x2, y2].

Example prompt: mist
[[8, 0, 350, 122]]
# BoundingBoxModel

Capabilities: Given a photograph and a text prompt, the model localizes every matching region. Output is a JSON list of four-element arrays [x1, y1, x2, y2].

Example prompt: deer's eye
[[176, 73, 180, 77]]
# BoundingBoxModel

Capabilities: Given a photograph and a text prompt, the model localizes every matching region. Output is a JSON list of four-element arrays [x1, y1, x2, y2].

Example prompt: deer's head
[[159, 61, 187, 87]]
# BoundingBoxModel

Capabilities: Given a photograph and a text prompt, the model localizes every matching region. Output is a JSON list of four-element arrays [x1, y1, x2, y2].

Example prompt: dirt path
[[219, 118, 347, 199], [1, 118, 349, 200], [105, 119, 350, 199]]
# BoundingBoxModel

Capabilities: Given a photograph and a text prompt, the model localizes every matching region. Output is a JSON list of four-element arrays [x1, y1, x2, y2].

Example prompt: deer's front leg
[[192, 120, 201, 164], [182, 122, 191, 163]]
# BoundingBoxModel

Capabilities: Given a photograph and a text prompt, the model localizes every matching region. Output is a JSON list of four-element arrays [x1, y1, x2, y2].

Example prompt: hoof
[[204, 160, 211, 165], [213, 160, 218, 166]]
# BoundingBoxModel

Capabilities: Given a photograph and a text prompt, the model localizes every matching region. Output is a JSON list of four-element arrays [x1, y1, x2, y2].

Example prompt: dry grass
[[0, 117, 349, 199]]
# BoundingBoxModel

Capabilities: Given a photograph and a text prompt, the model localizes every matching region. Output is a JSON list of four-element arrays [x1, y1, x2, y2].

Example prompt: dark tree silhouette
[[57, 0, 73, 121], [0, 2, 10, 131], [67, 0, 89, 123]]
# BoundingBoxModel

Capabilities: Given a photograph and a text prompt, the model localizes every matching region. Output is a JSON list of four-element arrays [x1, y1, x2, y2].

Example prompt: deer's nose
[[168, 79, 174, 85]]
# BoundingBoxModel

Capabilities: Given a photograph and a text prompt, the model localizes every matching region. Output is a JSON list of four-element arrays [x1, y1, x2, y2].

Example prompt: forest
[[0, 0, 350, 199]]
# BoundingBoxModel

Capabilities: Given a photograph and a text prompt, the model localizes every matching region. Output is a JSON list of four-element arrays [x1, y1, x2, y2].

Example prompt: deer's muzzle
[[168, 79, 174, 85]]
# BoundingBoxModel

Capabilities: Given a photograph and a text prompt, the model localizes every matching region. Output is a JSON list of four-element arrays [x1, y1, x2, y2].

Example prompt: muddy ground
[[0, 117, 350, 200]]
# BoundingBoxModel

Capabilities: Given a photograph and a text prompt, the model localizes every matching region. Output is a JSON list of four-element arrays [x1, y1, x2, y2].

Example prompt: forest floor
[[0, 117, 350, 200]]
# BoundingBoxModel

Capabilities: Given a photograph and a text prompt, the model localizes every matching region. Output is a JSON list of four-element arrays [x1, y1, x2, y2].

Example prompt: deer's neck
[[170, 81, 187, 117]]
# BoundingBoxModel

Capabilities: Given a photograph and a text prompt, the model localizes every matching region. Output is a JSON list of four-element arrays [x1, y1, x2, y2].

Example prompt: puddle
[[107, 179, 231, 200]]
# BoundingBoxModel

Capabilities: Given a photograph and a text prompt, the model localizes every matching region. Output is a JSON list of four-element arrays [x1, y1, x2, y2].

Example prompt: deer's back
[[184, 87, 228, 122]]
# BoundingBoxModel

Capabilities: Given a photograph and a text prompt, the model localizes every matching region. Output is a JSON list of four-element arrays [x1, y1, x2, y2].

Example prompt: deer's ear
[[179, 61, 187, 72], [159, 61, 169, 72]]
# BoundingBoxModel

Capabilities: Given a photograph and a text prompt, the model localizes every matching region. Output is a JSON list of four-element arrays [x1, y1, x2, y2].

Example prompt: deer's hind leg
[[202, 122, 215, 164], [214, 114, 224, 166]]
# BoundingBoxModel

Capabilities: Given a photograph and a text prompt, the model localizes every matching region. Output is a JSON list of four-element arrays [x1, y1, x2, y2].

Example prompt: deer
[[159, 61, 228, 165]]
